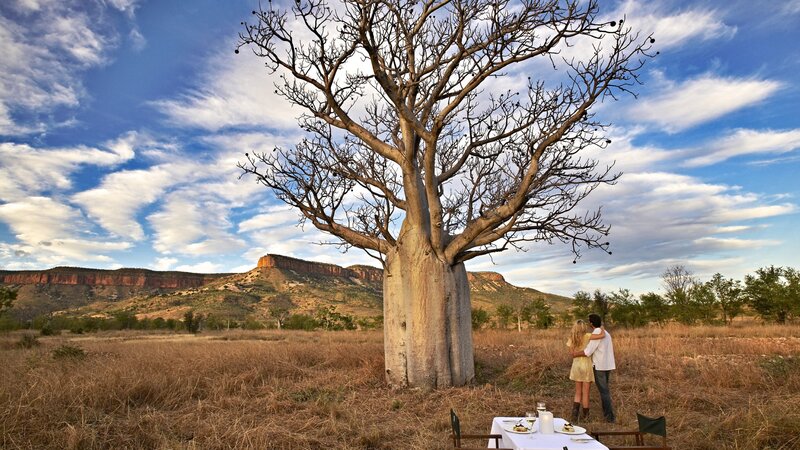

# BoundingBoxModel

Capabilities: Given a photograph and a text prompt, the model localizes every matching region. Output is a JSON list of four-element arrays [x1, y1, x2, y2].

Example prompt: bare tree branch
[[238, 0, 654, 265]]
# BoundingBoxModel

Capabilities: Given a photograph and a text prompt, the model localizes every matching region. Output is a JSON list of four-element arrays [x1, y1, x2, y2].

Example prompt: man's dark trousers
[[593, 368, 615, 423]]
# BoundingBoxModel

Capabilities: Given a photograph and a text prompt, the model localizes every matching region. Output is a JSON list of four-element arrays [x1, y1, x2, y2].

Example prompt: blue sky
[[0, 0, 798, 296]]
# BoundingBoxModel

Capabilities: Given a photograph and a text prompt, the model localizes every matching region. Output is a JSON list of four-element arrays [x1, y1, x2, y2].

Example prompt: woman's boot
[[581, 407, 590, 421], [571, 402, 581, 422]]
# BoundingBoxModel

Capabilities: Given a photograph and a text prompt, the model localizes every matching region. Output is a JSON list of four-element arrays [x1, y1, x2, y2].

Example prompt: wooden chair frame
[[449, 409, 511, 450], [590, 414, 669, 450]]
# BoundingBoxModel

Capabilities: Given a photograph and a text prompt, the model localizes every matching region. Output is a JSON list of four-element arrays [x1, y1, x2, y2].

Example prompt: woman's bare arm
[[588, 327, 606, 340]]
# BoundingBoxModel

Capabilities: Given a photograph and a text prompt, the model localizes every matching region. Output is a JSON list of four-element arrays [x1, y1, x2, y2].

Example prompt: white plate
[[502, 423, 534, 434], [555, 424, 587, 435]]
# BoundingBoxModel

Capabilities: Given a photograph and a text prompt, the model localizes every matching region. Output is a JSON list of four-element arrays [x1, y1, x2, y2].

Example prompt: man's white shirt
[[583, 327, 616, 371]]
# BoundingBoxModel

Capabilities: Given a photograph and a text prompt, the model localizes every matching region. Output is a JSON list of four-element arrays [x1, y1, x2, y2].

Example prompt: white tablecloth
[[488, 417, 609, 450]]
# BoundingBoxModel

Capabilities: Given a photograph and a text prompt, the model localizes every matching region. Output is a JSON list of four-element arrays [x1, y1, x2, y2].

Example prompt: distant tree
[[238, 0, 654, 389], [243, 317, 266, 330], [495, 304, 514, 330], [315, 306, 356, 330], [204, 315, 228, 331], [662, 265, 697, 325], [113, 311, 139, 330], [267, 293, 295, 330], [688, 282, 718, 325], [786, 268, 800, 319], [0, 286, 17, 317], [571, 291, 593, 321], [183, 310, 202, 333], [592, 289, 611, 324], [608, 288, 646, 328], [356, 315, 383, 330], [284, 313, 318, 331], [557, 310, 574, 328], [471, 308, 491, 330], [639, 292, 669, 325], [269, 306, 291, 329], [525, 298, 555, 329], [706, 273, 743, 325], [165, 318, 179, 330], [512, 300, 539, 332], [744, 266, 799, 324]]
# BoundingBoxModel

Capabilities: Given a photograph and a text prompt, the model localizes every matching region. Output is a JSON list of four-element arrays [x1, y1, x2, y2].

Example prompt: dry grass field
[[1, 324, 799, 449]]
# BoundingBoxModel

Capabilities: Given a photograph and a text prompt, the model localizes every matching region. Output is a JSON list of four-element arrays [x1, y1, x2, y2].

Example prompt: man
[[572, 313, 616, 423]]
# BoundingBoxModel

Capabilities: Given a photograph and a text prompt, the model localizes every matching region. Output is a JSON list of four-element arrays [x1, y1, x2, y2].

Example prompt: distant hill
[[0, 254, 571, 321]]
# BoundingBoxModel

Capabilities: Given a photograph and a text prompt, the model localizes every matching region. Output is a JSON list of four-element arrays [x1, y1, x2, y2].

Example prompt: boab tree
[[238, 0, 654, 389]]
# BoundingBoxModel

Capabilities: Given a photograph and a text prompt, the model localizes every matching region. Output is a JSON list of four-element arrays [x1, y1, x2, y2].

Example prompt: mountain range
[[0, 254, 571, 322]]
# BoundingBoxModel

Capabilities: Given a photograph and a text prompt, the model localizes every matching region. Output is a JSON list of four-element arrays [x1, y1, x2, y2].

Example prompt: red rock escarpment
[[467, 272, 506, 283], [0, 267, 228, 289], [258, 254, 383, 282], [257, 254, 503, 284]]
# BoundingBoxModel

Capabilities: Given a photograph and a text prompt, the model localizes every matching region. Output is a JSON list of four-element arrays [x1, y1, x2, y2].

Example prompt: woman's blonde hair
[[568, 319, 589, 351]]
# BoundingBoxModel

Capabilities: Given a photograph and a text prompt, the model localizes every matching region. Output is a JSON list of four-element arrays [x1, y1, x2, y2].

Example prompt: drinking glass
[[536, 401, 546, 417], [525, 411, 537, 424]]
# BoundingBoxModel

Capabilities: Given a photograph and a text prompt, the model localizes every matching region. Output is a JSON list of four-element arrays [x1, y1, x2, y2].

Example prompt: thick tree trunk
[[383, 232, 475, 390]]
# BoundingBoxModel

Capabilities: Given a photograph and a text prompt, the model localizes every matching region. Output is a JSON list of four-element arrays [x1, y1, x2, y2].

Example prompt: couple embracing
[[567, 314, 616, 423]]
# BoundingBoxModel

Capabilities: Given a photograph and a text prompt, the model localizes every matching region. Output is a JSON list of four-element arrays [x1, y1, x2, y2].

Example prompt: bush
[[17, 334, 40, 348], [284, 314, 318, 330], [243, 317, 265, 330], [183, 311, 202, 333], [40, 322, 59, 336], [52, 344, 86, 360], [472, 308, 491, 329]]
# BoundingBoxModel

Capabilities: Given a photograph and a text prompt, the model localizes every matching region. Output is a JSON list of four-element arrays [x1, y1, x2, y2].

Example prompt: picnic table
[[488, 416, 609, 450]]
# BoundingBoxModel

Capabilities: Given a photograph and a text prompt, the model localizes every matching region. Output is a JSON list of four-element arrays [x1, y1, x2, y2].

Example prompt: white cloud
[[572, 171, 794, 275], [72, 166, 186, 240], [783, 0, 800, 14], [153, 257, 178, 271], [629, 75, 782, 132], [174, 261, 224, 273], [615, 0, 736, 50], [0, 139, 135, 202], [0, 1, 130, 134], [151, 51, 299, 131], [691, 237, 779, 251], [47, 15, 109, 65], [229, 263, 257, 273], [129, 27, 146, 51], [13, 0, 44, 12], [461, 153, 796, 296], [72, 131, 272, 242], [685, 128, 800, 167], [238, 206, 301, 233], [147, 192, 246, 256], [106, 0, 139, 17], [0, 196, 132, 265], [541, 0, 736, 73]]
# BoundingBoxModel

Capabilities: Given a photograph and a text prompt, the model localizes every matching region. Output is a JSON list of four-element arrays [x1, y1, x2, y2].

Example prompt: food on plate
[[562, 422, 575, 432], [513, 425, 529, 432]]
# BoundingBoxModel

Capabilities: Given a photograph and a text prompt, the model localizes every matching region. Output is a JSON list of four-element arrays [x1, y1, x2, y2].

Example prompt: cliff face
[[467, 272, 506, 283], [2, 257, 503, 290], [257, 254, 383, 282], [0, 267, 228, 289], [0, 254, 570, 321]]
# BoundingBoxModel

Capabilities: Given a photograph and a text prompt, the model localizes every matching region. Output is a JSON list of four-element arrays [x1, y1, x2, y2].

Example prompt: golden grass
[[1, 324, 799, 449]]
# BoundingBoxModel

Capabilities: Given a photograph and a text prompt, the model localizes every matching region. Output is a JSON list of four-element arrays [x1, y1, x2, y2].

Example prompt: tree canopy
[[238, 0, 655, 265]]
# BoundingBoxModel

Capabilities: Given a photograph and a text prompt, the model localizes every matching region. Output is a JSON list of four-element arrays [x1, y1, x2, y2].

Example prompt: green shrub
[[40, 322, 60, 336], [471, 308, 491, 329], [284, 314, 318, 330], [17, 334, 40, 348]]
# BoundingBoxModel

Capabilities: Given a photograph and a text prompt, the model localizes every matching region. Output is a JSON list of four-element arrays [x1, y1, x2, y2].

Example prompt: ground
[[1, 324, 798, 449]]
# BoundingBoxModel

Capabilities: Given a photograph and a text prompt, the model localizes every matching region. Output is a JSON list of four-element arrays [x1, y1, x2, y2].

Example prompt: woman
[[567, 320, 604, 422]]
